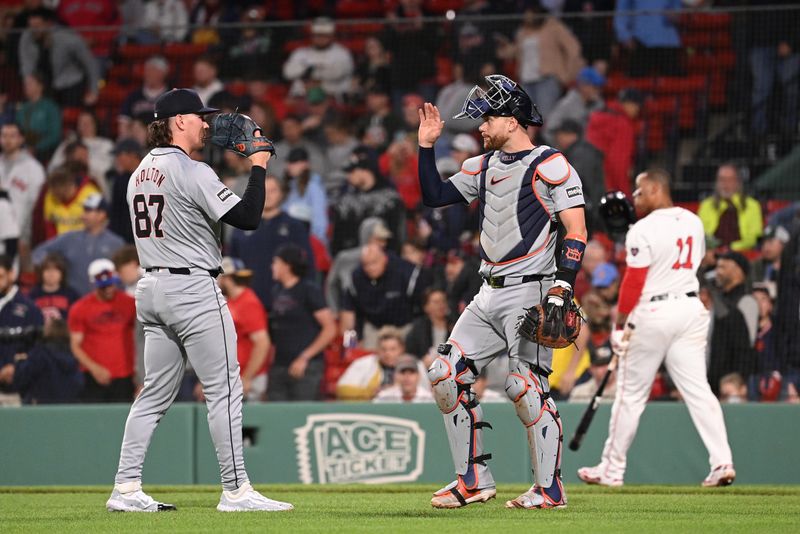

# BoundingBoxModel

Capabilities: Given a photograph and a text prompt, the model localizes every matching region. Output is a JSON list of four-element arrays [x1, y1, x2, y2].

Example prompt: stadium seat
[[119, 44, 162, 61], [336, 0, 386, 19], [61, 107, 82, 134]]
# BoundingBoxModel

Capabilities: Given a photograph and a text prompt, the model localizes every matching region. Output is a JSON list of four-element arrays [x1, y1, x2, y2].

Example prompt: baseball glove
[[517, 285, 582, 348], [208, 112, 276, 158]]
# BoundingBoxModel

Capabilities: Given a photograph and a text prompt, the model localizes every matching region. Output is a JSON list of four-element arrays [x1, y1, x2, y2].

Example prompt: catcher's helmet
[[454, 74, 543, 127], [599, 191, 636, 237]]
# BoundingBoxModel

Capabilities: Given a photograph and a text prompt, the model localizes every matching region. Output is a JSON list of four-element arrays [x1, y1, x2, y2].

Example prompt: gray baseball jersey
[[448, 145, 585, 278], [115, 146, 250, 492], [126, 147, 242, 270]]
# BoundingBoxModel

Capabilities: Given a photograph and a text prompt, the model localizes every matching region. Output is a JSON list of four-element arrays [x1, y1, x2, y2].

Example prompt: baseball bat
[[567, 325, 632, 451]]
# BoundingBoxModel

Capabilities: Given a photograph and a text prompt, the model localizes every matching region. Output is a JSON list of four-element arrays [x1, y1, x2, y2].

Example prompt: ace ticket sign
[[294, 413, 426, 484]]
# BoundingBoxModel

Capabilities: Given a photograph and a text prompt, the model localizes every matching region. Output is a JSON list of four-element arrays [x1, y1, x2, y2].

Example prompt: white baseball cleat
[[106, 481, 176, 512], [505, 484, 567, 509], [430, 479, 496, 509], [577, 465, 624, 487], [217, 482, 294, 512], [702, 464, 736, 487]]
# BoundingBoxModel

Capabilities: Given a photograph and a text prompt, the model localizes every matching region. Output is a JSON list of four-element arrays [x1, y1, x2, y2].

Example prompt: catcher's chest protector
[[478, 146, 564, 275]]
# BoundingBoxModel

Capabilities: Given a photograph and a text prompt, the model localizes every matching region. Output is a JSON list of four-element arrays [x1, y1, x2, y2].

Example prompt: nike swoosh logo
[[490, 175, 512, 185]]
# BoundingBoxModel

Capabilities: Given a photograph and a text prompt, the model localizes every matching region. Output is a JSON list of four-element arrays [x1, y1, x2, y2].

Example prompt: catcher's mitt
[[517, 285, 582, 348], [209, 112, 275, 158]]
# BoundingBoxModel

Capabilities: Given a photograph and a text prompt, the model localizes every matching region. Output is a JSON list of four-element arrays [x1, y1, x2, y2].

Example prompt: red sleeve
[[67, 299, 86, 333], [605, 120, 634, 196], [239, 293, 267, 336], [617, 266, 648, 316]]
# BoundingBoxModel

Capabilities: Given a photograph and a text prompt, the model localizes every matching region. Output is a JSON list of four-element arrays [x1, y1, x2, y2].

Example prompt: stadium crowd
[[1, 0, 799, 406]]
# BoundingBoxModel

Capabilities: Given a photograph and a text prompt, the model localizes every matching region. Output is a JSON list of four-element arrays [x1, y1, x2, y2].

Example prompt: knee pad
[[505, 363, 563, 488], [428, 343, 494, 490]]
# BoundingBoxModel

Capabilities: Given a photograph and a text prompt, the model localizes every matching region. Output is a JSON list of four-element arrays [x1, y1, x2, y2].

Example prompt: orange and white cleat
[[430, 479, 496, 509], [702, 464, 736, 487], [505, 484, 567, 510], [577, 465, 623, 487]]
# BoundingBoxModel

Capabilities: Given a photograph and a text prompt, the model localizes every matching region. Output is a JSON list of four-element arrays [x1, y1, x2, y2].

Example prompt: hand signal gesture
[[418, 103, 444, 148]]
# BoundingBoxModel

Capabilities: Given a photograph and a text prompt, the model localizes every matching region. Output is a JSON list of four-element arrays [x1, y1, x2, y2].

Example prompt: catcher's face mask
[[454, 74, 518, 121]]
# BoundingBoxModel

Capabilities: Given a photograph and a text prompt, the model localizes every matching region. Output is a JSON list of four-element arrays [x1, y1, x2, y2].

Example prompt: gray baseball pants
[[114, 270, 248, 491]]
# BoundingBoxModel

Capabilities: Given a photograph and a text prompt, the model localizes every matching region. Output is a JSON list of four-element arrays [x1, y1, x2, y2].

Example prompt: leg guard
[[505, 361, 564, 502], [428, 343, 495, 490]]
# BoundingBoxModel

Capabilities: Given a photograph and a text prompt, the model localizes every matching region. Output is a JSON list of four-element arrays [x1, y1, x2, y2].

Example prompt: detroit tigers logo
[[564, 246, 583, 262]]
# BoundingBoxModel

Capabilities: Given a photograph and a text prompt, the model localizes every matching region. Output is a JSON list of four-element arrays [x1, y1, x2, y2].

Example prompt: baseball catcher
[[417, 74, 588, 510]]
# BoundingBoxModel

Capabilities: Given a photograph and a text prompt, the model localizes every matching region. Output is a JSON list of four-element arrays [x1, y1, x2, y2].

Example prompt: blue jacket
[[614, 0, 681, 48], [13, 341, 84, 404], [0, 287, 44, 366]]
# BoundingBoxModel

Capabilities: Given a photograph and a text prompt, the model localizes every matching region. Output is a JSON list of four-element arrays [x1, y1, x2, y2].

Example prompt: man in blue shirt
[[614, 0, 682, 77]]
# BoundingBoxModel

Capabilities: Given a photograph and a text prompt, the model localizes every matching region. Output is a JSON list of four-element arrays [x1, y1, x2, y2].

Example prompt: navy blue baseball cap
[[153, 88, 218, 120]]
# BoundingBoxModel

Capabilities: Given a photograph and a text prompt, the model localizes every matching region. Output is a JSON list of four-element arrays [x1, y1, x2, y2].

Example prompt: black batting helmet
[[454, 74, 543, 127], [599, 191, 636, 239]]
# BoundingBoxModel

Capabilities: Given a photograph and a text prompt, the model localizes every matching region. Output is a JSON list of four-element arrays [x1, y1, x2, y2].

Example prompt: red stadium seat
[[119, 44, 162, 61], [163, 43, 208, 60], [336, 0, 385, 19], [424, 0, 464, 14], [62, 107, 82, 134]]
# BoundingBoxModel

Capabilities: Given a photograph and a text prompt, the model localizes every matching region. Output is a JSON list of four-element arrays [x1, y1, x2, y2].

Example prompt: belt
[[145, 266, 223, 278], [483, 274, 545, 289], [650, 291, 698, 302]]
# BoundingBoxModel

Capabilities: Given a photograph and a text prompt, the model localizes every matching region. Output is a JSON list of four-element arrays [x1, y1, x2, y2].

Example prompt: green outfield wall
[[0, 403, 797, 486]]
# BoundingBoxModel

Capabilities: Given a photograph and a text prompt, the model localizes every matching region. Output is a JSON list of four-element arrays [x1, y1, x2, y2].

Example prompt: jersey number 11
[[672, 236, 693, 270], [133, 193, 165, 238]]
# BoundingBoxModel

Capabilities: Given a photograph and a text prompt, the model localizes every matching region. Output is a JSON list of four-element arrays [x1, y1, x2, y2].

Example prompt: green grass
[[1, 485, 799, 533]]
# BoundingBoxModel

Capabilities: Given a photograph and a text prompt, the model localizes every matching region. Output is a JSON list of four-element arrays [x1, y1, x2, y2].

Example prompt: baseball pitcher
[[578, 169, 736, 487], [418, 75, 587, 509], [106, 89, 293, 512]]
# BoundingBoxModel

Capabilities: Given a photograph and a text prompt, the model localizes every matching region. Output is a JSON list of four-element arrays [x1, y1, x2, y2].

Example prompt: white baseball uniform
[[597, 206, 733, 481]]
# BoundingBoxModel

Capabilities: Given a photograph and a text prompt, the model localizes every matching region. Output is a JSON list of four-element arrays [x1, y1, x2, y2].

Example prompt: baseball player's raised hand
[[418, 103, 444, 148]]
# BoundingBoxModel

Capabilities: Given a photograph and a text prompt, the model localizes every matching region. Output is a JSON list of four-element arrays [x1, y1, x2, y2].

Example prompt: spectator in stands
[[68, 258, 135, 402], [268, 244, 337, 401], [708, 252, 758, 395], [337, 326, 422, 401], [565, 1, 615, 64], [698, 163, 763, 251], [381, 134, 421, 213], [49, 110, 114, 188], [0, 184, 19, 260], [118, 55, 169, 140], [568, 345, 616, 403], [357, 85, 403, 153], [118, 0, 145, 44], [573, 239, 608, 300], [405, 288, 452, 366], [141, 0, 188, 43], [322, 116, 359, 196], [268, 115, 328, 182], [29, 252, 79, 322], [435, 63, 481, 137], [217, 257, 270, 402], [552, 119, 605, 231], [229, 175, 314, 310], [352, 35, 391, 99], [373, 355, 434, 403], [326, 218, 391, 315], [775, 216, 800, 402], [283, 147, 328, 246], [381, 0, 438, 104], [112, 245, 141, 296], [330, 146, 405, 254], [0, 254, 44, 405], [544, 66, 606, 145], [495, 5, 583, 118], [188, 0, 239, 46], [15, 73, 61, 161], [435, 249, 482, 316], [0, 122, 45, 267], [751, 282, 782, 401], [298, 87, 337, 148], [586, 88, 643, 196], [106, 139, 142, 244], [718, 373, 748, 403], [191, 55, 226, 107], [33, 192, 125, 295], [225, 6, 276, 81], [38, 163, 101, 241], [614, 0, 683, 77], [1, 316, 83, 404], [752, 225, 789, 285], [283, 17, 354, 102], [746, 0, 800, 136], [453, 21, 495, 84], [18, 8, 99, 107], [340, 243, 426, 349]]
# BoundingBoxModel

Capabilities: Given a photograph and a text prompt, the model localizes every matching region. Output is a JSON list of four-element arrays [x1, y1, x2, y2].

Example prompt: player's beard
[[482, 132, 508, 151]]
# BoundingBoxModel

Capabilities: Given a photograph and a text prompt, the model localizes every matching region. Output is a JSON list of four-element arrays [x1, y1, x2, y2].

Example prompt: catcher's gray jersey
[[448, 146, 585, 277], [126, 147, 241, 269]]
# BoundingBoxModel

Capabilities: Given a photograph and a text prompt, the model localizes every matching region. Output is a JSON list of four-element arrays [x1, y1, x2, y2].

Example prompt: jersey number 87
[[133, 193, 165, 238]]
